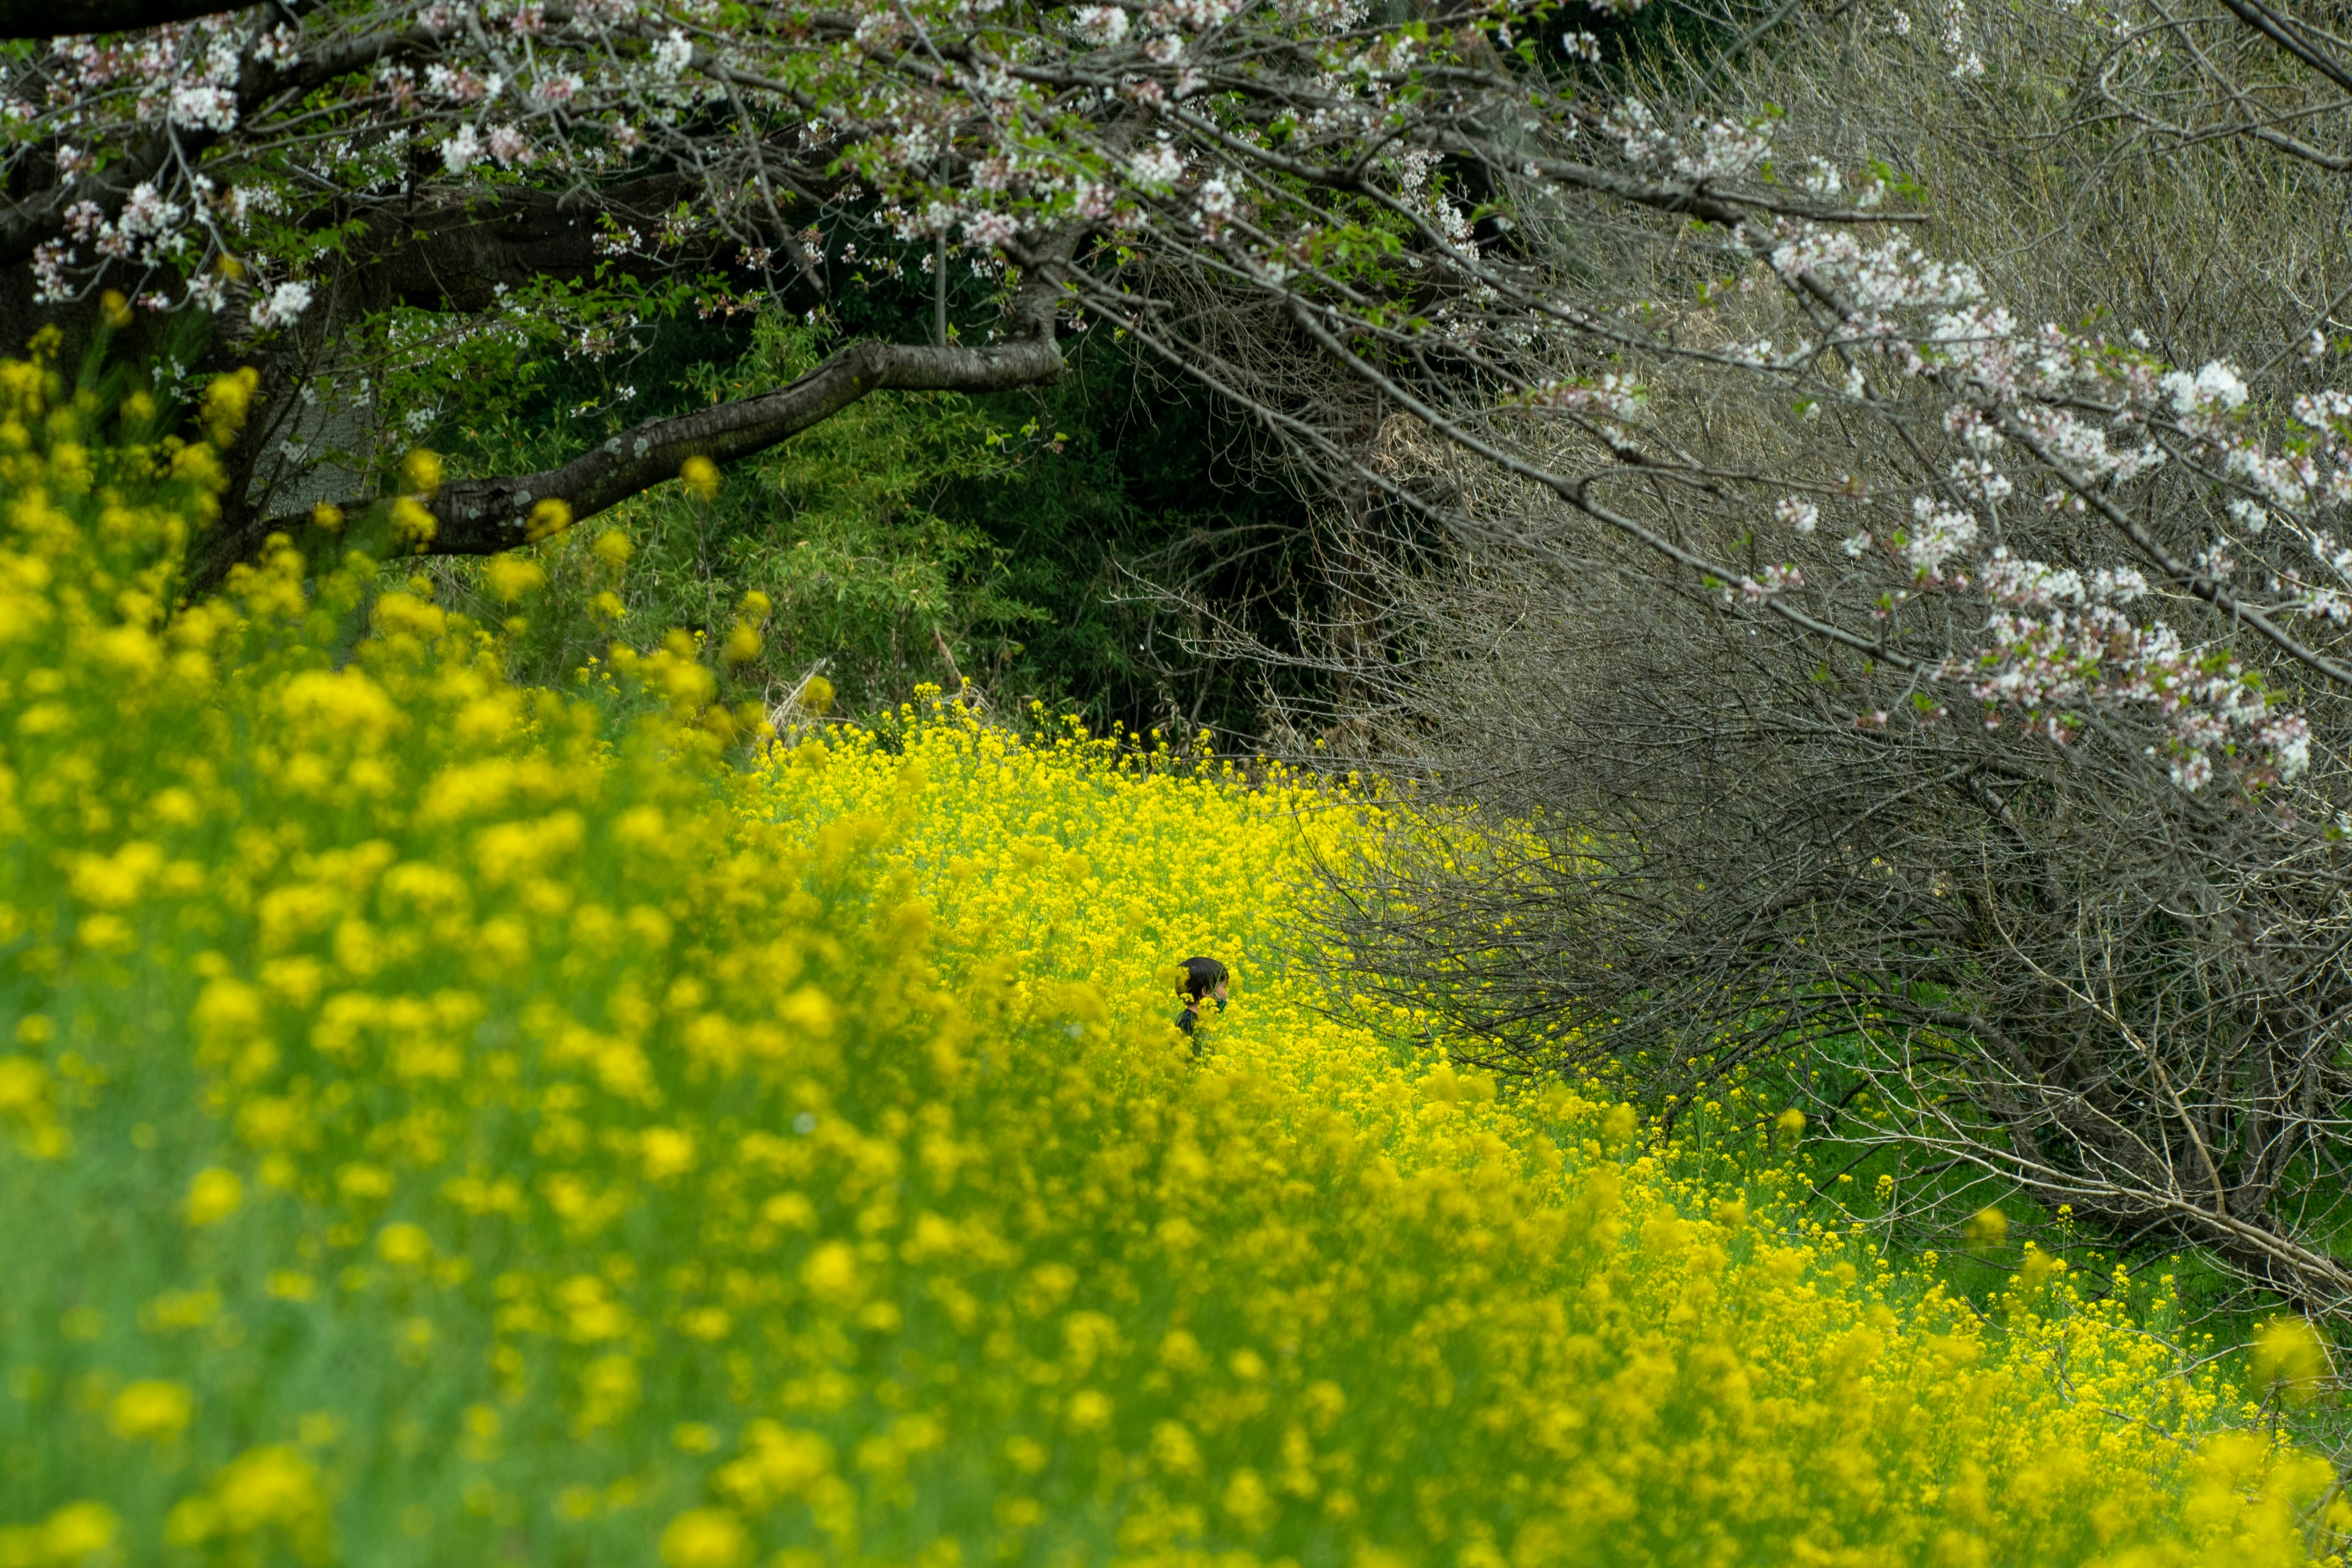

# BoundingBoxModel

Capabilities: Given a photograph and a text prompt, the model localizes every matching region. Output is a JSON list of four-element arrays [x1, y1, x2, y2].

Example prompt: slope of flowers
[[0, 357, 2341, 1568]]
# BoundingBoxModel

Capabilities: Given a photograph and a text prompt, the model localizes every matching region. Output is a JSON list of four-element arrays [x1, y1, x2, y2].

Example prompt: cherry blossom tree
[[9, 0, 2349, 752], [0, 0, 1677, 590]]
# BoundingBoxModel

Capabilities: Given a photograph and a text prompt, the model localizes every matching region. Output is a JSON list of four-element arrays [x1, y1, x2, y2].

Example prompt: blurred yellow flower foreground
[[0, 360, 2343, 1568]]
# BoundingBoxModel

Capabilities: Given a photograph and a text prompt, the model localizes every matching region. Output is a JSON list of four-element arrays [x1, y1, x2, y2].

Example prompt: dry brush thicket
[[1240, 0, 2352, 1336]]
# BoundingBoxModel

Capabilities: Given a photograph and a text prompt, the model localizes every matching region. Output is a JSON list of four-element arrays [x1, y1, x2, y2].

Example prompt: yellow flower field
[[0, 357, 2343, 1568]]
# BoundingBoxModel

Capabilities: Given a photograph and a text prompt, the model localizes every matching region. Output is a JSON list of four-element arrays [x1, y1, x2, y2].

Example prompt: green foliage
[[426, 304, 1306, 738], [433, 314, 1042, 715]]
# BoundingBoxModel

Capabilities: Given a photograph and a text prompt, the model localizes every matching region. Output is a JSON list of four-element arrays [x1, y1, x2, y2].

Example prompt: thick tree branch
[[2214, 0, 2352, 99], [410, 337, 1065, 555], [0, 0, 259, 37], [194, 335, 1064, 590]]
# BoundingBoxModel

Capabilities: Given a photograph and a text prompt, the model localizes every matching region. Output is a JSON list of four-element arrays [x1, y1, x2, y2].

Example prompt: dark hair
[[1178, 956, 1229, 1002]]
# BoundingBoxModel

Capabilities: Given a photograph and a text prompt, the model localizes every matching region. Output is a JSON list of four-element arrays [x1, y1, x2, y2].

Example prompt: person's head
[[1178, 956, 1229, 1005]]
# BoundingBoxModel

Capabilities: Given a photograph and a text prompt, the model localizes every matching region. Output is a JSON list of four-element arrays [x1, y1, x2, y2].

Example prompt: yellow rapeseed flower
[[184, 1167, 242, 1227], [660, 1507, 748, 1568], [483, 556, 546, 602], [2253, 1316, 2330, 1401], [679, 454, 721, 502], [108, 1381, 195, 1444], [0, 360, 2335, 1568], [526, 498, 573, 543]]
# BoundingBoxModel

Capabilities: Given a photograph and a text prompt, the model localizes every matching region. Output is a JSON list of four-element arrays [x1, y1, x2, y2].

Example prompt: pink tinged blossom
[[1194, 175, 1237, 228], [441, 124, 483, 174], [2262, 712, 2313, 780], [2091, 567, 2149, 602], [1604, 97, 1673, 166], [2225, 445, 2308, 507], [1531, 373, 1645, 421], [1675, 115, 1772, 181], [963, 209, 1018, 249], [1775, 497, 1818, 534], [488, 126, 535, 168], [1131, 143, 1183, 189], [116, 182, 183, 244], [651, 29, 693, 78], [168, 86, 238, 133], [1943, 401, 2002, 451], [426, 64, 492, 104], [2160, 359, 2249, 415], [1149, 0, 1241, 26], [1074, 5, 1131, 45], [1738, 565, 1803, 602], [1947, 456, 2011, 502], [254, 24, 300, 67], [30, 241, 69, 304], [248, 279, 312, 331], [2310, 530, 2352, 580], [1959, 549, 2296, 791]]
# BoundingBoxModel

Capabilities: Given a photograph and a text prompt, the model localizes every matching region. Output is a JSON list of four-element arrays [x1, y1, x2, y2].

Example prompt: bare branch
[[196, 333, 1064, 590]]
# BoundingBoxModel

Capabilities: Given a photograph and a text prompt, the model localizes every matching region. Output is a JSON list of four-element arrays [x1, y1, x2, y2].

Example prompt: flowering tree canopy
[[0, 0, 1660, 590], [6, 0, 2352, 788]]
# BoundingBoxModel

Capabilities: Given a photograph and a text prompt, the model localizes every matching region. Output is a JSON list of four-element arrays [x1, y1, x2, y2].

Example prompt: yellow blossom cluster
[[0, 355, 2342, 1568]]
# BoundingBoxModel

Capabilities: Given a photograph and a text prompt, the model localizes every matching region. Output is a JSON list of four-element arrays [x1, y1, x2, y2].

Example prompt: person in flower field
[[1175, 956, 1229, 1049]]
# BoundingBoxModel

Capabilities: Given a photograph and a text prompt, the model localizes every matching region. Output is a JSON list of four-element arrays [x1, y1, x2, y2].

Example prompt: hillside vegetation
[[0, 360, 2343, 1567]]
